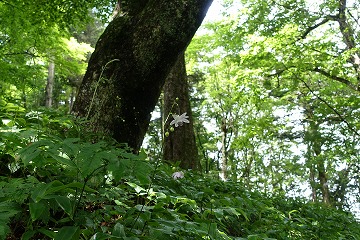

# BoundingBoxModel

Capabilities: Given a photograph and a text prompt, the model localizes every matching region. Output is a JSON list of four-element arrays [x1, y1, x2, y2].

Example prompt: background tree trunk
[[304, 105, 331, 205], [220, 118, 228, 180], [163, 53, 200, 170], [72, 0, 212, 152], [45, 61, 55, 108]]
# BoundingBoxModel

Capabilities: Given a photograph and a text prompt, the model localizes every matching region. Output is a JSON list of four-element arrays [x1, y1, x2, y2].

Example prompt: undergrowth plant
[[0, 99, 359, 240]]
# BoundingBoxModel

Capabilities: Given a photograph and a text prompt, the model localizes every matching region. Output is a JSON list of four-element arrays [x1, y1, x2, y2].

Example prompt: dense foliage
[[1, 104, 359, 239], [1, 0, 360, 239], [0, 0, 109, 109], [177, 0, 360, 212]]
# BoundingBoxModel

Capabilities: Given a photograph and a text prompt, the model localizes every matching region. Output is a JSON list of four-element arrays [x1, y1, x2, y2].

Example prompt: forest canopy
[[0, 0, 360, 239]]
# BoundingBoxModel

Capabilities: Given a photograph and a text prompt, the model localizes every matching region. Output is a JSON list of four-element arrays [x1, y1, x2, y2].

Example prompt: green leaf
[[21, 230, 37, 240], [108, 158, 131, 181], [48, 152, 77, 168], [38, 228, 56, 238], [208, 222, 218, 239], [29, 201, 48, 221], [0, 202, 21, 218], [64, 182, 97, 193], [54, 226, 80, 240], [112, 223, 126, 237], [31, 183, 52, 203], [62, 138, 81, 157], [20, 148, 41, 166], [126, 182, 145, 194], [89, 232, 112, 240], [134, 160, 153, 185], [78, 148, 104, 178], [54, 196, 73, 217], [0, 224, 10, 240]]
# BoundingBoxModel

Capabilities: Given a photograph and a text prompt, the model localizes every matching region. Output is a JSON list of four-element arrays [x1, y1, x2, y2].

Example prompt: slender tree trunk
[[314, 145, 331, 205], [309, 162, 317, 202], [69, 87, 76, 113], [305, 106, 331, 205], [220, 118, 228, 180], [163, 53, 200, 170], [72, 0, 212, 152], [45, 61, 55, 108], [242, 147, 254, 188]]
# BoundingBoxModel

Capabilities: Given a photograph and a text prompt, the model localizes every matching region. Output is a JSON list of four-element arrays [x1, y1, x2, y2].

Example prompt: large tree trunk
[[163, 53, 200, 170], [72, 0, 212, 152]]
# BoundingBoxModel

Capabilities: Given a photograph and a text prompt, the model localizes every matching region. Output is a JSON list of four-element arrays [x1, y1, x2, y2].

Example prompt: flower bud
[[170, 127, 174, 132], [165, 132, 169, 137]]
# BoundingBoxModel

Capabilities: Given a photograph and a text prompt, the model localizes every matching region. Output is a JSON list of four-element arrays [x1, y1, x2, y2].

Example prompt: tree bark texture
[[72, 0, 213, 152], [163, 53, 200, 170]]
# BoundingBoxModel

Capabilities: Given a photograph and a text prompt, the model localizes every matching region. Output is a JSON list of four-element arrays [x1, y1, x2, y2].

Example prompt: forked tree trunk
[[72, 0, 212, 152], [163, 53, 200, 170]]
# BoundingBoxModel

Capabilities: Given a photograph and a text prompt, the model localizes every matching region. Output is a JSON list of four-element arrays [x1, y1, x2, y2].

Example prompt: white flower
[[170, 113, 190, 127], [172, 171, 184, 180]]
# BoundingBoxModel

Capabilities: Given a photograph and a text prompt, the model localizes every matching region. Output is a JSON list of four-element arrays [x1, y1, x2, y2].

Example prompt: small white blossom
[[170, 113, 190, 127], [172, 171, 184, 180]]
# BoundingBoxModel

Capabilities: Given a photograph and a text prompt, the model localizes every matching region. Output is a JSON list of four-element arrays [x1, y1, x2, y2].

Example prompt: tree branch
[[300, 78, 360, 138], [299, 15, 337, 40], [312, 67, 358, 91]]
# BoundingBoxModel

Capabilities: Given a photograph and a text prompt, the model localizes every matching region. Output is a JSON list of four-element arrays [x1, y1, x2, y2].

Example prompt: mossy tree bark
[[72, 0, 212, 152], [163, 53, 200, 170]]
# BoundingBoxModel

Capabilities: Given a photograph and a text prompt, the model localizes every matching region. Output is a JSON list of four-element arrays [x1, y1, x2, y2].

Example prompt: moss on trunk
[[72, 0, 213, 152]]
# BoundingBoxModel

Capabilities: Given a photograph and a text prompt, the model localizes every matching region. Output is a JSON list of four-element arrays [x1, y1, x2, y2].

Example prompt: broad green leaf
[[48, 152, 77, 168], [21, 230, 37, 240], [133, 160, 153, 185], [126, 182, 145, 194], [89, 232, 112, 240], [20, 148, 41, 166], [62, 138, 81, 157], [29, 201, 48, 221], [108, 158, 131, 181], [208, 222, 218, 239], [112, 223, 126, 237], [54, 226, 80, 240], [37, 228, 56, 238], [54, 196, 73, 217], [31, 183, 52, 203]]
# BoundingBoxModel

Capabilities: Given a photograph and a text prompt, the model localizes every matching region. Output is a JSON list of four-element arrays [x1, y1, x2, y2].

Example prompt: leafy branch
[[299, 15, 337, 40], [312, 67, 358, 91], [300, 77, 360, 137]]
